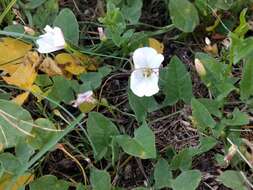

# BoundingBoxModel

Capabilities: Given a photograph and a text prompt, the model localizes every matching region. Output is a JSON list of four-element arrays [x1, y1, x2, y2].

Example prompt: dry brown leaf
[[39, 57, 63, 76], [23, 51, 41, 68]]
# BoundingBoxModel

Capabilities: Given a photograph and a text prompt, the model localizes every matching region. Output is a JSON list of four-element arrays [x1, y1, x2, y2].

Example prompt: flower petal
[[133, 47, 156, 69], [148, 53, 164, 68], [53, 27, 65, 47], [36, 37, 63, 53], [36, 25, 65, 54], [130, 69, 159, 97]]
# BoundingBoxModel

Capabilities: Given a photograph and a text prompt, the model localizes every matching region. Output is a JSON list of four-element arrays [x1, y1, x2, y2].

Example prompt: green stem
[[0, 0, 17, 25], [0, 30, 37, 40], [65, 44, 131, 62]]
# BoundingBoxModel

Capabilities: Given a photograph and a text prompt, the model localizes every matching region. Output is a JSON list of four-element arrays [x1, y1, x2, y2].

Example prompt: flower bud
[[194, 58, 206, 76], [24, 26, 35, 35], [205, 37, 211, 45], [224, 144, 237, 164], [98, 27, 107, 41]]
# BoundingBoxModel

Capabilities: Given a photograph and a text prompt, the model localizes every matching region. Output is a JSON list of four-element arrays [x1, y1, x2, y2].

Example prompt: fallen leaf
[[3, 63, 37, 89], [39, 57, 63, 76], [30, 84, 43, 102], [73, 52, 98, 71], [12, 92, 30, 105], [0, 64, 19, 75], [0, 37, 32, 65], [149, 38, 164, 54], [0, 51, 41, 75], [0, 173, 34, 190], [23, 51, 41, 68], [55, 53, 86, 75]]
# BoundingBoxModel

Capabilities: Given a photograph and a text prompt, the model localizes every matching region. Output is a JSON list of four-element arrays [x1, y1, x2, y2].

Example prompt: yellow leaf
[[65, 64, 86, 75], [0, 64, 19, 75], [2, 63, 37, 89], [149, 38, 164, 54], [0, 173, 34, 190], [73, 52, 98, 71], [55, 53, 87, 75], [39, 57, 63, 76], [0, 37, 32, 65], [79, 102, 97, 113], [30, 84, 43, 102], [12, 92, 30, 105]]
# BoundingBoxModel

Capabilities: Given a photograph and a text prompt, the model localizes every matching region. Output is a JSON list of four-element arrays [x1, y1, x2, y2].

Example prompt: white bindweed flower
[[36, 25, 66, 53], [130, 47, 164, 97], [71, 91, 96, 107]]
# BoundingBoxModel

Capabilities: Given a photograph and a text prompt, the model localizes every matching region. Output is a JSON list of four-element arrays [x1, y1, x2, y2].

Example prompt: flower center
[[142, 68, 153, 78]]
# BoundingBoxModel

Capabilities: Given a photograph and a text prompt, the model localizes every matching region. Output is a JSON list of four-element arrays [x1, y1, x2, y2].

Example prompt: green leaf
[[172, 170, 201, 190], [0, 100, 33, 149], [99, 3, 126, 46], [189, 136, 217, 156], [116, 123, 156, 159], [54, 8, 79, 45], [29, 175, 69, 190], [170, 149, 192, 171], [33, 0, 59, 29], [198, 98, 222, 118], [128, 90, 158, 123], [47, 76, 75, 104], [210, 0, 234, 10], [218, 170, 248, 190], [234, 8, 250, 38], [240, 55, 253, 100], [87, 112, 119, 161], [90, 168, 111, 190], [35, 74, 53, 88], [0, 153, 21, 174], [79, 66, 112, 91], [121, 0, 143, 24], [160, 56, 193, 105], [168, 0, 199, 32], [191, 98, 216, 131], [4, 24, 25, 33], [154, 158, 172, 189], [27, 118, 58, 150], [15, 141, 34, 164], [24, 0, 47, 9], [195, 52, 235, 99], [222, 108, 249, 126], [230, 34, 253, 64]]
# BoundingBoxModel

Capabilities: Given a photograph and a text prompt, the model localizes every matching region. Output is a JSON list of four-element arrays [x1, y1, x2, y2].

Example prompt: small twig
[[150, 110, 182, 124], [240, 171, 253, 189], [57, 144, 88, 186]]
